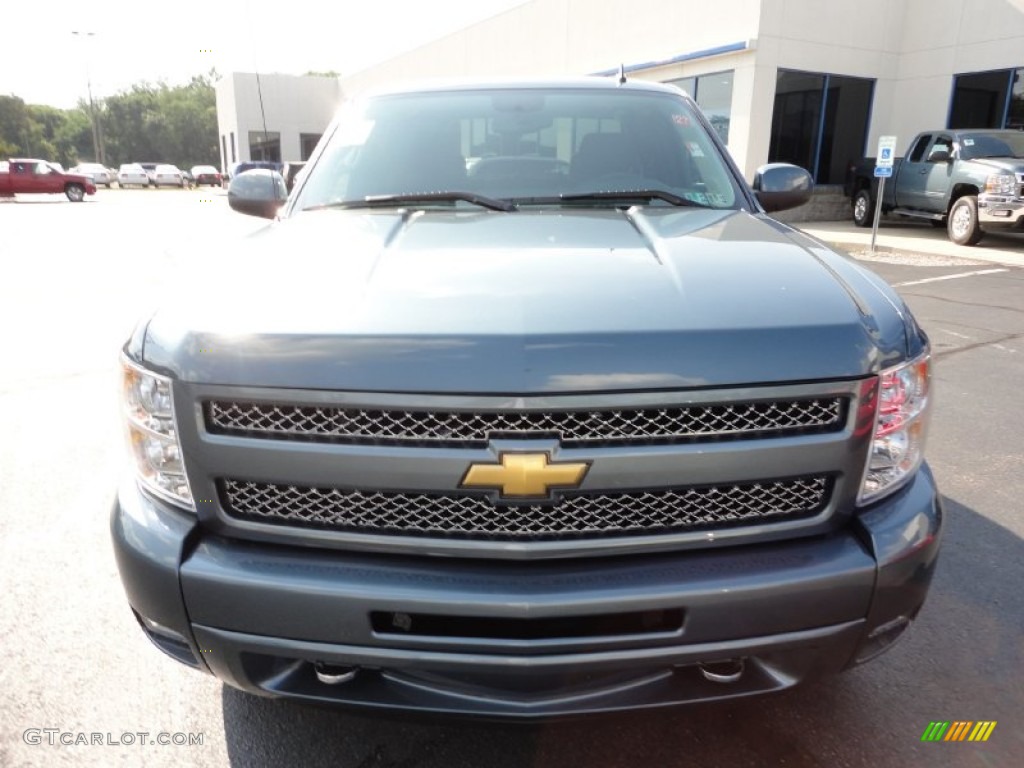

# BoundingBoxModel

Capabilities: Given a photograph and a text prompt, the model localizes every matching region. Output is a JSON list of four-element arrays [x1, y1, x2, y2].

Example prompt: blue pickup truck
[[112, 78, 943, 719], [846, 129, 1024, 245]]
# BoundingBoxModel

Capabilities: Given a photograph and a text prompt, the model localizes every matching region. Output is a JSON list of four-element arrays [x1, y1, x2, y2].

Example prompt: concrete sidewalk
[[796, 219, 1024, 268]]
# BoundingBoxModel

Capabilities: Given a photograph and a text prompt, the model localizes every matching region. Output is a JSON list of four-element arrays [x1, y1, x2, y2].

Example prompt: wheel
[[947, 196, 983, 246], [65, 184, 85, 202], [852, 188, 874, 227]]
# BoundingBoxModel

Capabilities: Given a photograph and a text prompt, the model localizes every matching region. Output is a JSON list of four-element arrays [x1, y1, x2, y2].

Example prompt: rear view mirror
[[751, 163, 814, 213], [228, 170, 288, 219]]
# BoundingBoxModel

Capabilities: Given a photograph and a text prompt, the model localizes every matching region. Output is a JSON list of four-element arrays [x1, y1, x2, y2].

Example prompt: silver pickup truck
[[113, 78, 942, 719], [846, 129, 1024, 245]]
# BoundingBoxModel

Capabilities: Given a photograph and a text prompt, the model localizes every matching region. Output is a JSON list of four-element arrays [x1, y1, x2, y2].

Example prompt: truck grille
[[219, 476, 830, 539], [206, 397, 844, 446]]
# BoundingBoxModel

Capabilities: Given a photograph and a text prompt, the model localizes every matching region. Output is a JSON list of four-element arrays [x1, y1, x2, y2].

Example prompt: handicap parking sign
[[876, 136, 898, 168]]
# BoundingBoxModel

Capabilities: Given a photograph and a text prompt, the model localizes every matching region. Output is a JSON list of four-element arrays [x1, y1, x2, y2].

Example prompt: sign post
[[871, 136, 897, 255]]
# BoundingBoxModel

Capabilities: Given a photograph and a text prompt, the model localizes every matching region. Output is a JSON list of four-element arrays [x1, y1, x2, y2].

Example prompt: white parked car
[[117, 163, 150, 188], [70, 162, 114, 187], [152, 164, 185, 188]]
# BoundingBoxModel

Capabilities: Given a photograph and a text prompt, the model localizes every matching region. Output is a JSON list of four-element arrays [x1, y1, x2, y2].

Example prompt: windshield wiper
[[558, 189, 710, 208], [304, 191, 516, 212]]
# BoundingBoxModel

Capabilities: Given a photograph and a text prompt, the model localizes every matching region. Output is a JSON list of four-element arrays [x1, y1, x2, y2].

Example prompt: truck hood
[[140, 208, 910, 393], [972, 158, 1024, 174]]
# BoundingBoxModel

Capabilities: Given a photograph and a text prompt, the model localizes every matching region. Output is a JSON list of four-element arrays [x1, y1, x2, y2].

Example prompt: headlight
[[984, 172, 1017, 196], [121, 356, 194, 510], [858, 350, 932, 505]]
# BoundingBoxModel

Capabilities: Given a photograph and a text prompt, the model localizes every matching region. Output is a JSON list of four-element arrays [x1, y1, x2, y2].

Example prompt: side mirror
[[751, 163, 814, 213], [228, 169, 288, 219], [928, 150, 951, 163]]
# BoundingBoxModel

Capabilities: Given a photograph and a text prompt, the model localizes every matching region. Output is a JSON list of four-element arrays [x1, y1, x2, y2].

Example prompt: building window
[[768, 70, 874, 185], [230, 132, 236, 163], [949, 68, 1024, 130], [220, 135, 227, 172], [300, 133, 322, 160], [248, 131, 281, 162], [665, 71, 733, 144]]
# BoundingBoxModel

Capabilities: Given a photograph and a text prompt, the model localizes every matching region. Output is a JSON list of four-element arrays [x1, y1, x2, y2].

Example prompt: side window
[[908, 135, 932, 163], [34, 162, 51, 175], [13, 162, 27, 174], [927, 135, 953, 161]]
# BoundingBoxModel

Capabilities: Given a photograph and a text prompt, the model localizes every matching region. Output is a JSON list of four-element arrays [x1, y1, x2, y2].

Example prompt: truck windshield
[[960, 131, 1024, 160], [295, 87, 742, 212]]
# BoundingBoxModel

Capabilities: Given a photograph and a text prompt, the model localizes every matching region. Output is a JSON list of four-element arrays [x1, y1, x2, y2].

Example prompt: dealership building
[[214, 0, 1024, 215]]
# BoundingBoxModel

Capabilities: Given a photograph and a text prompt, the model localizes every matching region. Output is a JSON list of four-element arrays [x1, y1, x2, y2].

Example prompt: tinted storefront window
[[769, 70, 874, 185], [1011, 69, 1024, 130], [950, 68, 1023, 130]]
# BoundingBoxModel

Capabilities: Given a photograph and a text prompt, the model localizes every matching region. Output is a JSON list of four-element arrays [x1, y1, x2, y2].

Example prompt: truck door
[[10, 161, 33, 192], [919, 134, 955, 213], [29, 162, 59, 193], [895, 134, 932, 210]]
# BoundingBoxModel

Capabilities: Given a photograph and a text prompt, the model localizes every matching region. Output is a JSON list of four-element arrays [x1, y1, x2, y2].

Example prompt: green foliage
[[0, 71, 220, 169], [99, 72, 219, 167]]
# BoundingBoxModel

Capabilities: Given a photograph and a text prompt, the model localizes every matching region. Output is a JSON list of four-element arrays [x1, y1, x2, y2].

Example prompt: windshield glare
[[960, 131, 1024, 160], [294, 87, 741, 211]]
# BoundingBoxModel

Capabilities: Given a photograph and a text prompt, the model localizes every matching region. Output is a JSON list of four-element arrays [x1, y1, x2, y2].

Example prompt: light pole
[[72, 30, 105, 165]]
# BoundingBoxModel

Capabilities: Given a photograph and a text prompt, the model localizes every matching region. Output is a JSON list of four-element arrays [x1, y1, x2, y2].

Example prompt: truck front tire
[[852, 188, 874, 227], [65, 184, 85, 202], [947, 196, 982, 246]]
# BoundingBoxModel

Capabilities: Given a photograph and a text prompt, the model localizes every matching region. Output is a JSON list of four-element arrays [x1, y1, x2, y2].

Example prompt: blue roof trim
[[591, 41, 750, 77]]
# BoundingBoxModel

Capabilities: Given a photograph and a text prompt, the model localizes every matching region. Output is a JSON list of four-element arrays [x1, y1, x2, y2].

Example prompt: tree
[[101, 74, 218, 167], [1, 72, 220, 168], [0, 94, 32, 156]]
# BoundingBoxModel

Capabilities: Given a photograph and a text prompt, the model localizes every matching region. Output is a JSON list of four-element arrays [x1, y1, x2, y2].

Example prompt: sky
[[0, 0, 526, 108]]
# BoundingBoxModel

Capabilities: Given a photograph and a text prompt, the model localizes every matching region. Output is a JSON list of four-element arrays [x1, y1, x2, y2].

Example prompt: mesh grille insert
[[207, 398, 844, 446], [220, 476, 830, 540]]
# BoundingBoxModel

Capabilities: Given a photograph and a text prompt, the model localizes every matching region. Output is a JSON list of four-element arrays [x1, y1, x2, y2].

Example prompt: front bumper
[[111, 467, 943, 719], [978, 194, 1024, 228]]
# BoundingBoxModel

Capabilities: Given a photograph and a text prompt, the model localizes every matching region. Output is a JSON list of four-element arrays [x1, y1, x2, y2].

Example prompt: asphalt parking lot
[[0, 188, 1021, 768]]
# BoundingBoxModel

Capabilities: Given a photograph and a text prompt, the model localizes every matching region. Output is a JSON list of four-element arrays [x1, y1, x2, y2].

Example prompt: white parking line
[[938, 329, 973, 340], [894, 268, 1008, 287]]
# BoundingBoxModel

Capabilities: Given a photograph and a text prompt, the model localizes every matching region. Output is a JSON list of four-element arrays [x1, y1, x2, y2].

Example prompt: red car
[[189, 165, 223, 187], [0, 158, 97, 201]]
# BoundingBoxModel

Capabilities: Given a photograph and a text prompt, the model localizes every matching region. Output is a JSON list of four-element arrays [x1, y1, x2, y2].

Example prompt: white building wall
[[749, 0, 906, 177], [887, 0, 1024, 156], [339, 0, 909, 178], [215, 73, 343, 169], [328, 0, 1024, 180], [341, 0, 762, 95]]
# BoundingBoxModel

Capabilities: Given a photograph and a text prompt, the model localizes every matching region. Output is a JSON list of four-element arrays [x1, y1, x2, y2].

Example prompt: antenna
[[255, 72, 271, 158], [618, 64, 627, 85]]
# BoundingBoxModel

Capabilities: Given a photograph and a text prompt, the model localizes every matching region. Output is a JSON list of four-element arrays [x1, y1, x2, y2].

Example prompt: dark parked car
[[113, 78, 941, 720]]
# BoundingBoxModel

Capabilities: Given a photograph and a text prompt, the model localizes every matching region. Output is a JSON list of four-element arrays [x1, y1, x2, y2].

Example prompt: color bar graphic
[[921, 721, 996, 742]]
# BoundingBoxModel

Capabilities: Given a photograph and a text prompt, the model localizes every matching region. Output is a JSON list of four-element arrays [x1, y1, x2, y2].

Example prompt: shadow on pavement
[[221, 495, 1022, 768]]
